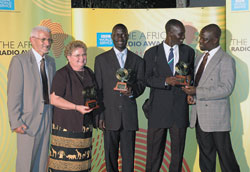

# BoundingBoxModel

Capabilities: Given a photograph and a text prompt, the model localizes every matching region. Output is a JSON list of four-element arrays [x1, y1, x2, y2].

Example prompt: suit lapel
[[124, 50, 133, 69], [107, 49, 121, 70], [194, 55, 202, 83], [178, 45, 191, 63], [179, 46, 185, 62], [29, 50, 43, 93], [45, 55, 53, 92], [198, 48, 223, 86], [157, 43, 172, 75], [178, 45, 188, 75], [195, 55, 202, 68]]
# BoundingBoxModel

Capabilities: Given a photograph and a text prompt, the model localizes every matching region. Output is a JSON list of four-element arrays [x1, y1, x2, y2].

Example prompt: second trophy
[[113, 68, 132, 91], [82, 86, 99, 109], [175, 61, 192, 86]]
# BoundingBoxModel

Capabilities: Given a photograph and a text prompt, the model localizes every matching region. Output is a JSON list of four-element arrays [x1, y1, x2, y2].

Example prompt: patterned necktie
[[119, 52, 125, 68], [40, 58, 49, 104], [168, 48, 174, 73], [194, 52, 209, 87]]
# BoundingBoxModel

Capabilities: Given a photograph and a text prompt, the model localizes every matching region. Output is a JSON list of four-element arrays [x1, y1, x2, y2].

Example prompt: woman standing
[[48, 40, 98, 172]]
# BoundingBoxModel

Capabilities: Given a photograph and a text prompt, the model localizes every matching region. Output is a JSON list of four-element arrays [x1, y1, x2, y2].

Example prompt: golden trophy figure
[[82, 86, 99, 109], [113, 68, 131, 91], [175, 61, 191, 86]]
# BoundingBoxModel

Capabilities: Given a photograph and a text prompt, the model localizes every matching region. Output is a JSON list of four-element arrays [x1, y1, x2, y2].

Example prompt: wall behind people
[[0, 0, 72, 171], [72, 7, 229, 172], [226, 0, 250, 171]]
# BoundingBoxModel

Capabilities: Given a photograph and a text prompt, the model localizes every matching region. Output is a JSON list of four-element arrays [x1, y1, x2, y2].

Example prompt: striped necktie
[[168, 48, 174, 73]]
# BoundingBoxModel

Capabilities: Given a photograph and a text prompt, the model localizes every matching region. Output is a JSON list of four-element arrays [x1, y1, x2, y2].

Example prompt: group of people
[[7, 19, 240, 172]]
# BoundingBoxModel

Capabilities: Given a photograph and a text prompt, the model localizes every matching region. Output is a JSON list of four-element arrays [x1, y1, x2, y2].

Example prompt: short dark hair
[[202, 24, 221, 39], [165, 19, 184, 33], [112, 23, 128, 33]]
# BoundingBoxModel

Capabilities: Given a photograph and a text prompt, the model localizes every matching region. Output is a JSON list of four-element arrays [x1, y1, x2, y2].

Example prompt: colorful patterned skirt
[[48, 123, 93, 172]]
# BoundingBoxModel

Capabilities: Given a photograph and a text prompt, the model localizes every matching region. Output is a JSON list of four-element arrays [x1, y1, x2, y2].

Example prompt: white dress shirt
[[32, 48, 48, 81], [113, 47, 127, 68], [195, 45, 220, 74], [163, 42, 180, 75]]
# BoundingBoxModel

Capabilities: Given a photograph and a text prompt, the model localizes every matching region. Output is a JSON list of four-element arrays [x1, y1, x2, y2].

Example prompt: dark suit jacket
[[94, 48, 145, 131], [144, 42, 195, 128]]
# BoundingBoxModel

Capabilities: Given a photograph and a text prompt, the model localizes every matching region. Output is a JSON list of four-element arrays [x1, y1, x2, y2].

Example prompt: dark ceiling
[[72, 0, 177, 8], [71, 0, 225, 8]]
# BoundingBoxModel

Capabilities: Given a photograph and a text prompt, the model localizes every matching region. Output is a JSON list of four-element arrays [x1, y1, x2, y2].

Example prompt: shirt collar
[[32, 48, 44, 63], [163, 42, 178, 51], [113, 47, 127, 56], [206, 45, 220, 57]]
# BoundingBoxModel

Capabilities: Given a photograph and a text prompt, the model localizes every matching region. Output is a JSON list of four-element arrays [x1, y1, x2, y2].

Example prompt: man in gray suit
[[94, 23, 145, 172], [182, 24, 240, 172], [7, 26, 56, 172]]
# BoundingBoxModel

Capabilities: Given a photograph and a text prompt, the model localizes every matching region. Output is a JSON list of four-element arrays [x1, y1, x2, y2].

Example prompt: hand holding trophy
[[82, 86, 99, 109], [113, 68, 131, 91], [175, 61, 191, 86]]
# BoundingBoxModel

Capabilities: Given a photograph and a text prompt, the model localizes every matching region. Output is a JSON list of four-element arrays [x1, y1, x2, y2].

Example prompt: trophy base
[[113, 82, 127, 91], [175, 75, 190, 86], [86, 100, 99, 109]]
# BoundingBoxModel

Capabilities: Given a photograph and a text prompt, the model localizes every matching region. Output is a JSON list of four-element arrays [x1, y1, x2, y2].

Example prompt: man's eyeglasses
[[33, 37, 53, 43]]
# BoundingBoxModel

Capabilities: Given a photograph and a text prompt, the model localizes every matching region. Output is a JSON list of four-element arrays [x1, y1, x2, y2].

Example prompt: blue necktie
[[168, 48, 174, 73]]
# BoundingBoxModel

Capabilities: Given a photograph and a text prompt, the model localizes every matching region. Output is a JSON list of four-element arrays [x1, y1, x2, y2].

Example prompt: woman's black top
[[51, 63, 98, 132]]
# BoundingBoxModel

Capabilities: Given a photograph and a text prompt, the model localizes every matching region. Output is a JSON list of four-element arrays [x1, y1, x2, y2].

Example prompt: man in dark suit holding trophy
[[144, 19, 195, 172], [94, 23, 145, 172]]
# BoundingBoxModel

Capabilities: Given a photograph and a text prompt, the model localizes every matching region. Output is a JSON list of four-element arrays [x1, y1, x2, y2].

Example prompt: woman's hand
[[75, 105, 93, 114], [51, 92, 93, 114]]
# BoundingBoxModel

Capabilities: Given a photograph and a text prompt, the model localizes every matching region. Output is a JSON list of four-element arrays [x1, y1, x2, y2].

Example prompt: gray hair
[[30, 26, 51, 37]]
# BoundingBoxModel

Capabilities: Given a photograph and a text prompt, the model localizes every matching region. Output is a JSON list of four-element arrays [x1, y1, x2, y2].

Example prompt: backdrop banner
[[226, 1, 250, 171]]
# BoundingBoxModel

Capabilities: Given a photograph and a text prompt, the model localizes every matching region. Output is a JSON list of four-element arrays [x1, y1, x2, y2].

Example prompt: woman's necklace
[[75, 70, 85, 81]]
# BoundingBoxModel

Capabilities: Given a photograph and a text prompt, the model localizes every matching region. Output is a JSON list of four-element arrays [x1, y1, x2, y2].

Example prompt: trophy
[[82, 86, 99, 109], [113, 68, 131, 91], [175, 61, 191, 86]]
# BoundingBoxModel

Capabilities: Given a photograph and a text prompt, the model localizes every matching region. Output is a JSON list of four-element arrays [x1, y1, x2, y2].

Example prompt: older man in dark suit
[[94, 23, 145, 172], [144, 19, 195, 172], [182, 24, 240, 172]]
